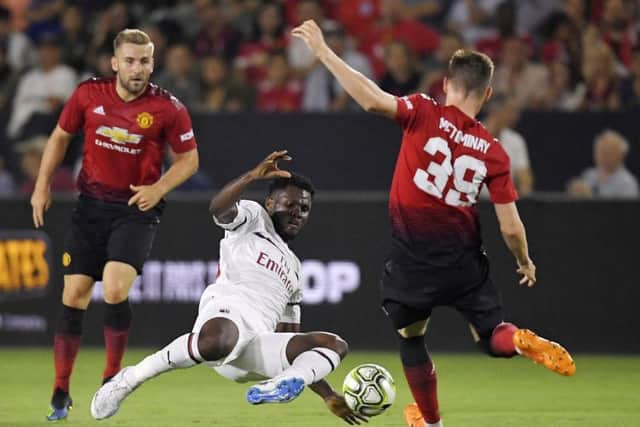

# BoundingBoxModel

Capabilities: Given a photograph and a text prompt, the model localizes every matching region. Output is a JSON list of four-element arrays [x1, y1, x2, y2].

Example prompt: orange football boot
[[513, 329, 576, 376], [404, 403, 442, 427]]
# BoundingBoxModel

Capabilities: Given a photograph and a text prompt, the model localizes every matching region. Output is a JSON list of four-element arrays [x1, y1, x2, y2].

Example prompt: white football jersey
[[206, 200, 302, 331]]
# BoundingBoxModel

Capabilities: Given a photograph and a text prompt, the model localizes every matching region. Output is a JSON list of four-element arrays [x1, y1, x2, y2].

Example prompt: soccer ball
[[342, 363, 396, 416]]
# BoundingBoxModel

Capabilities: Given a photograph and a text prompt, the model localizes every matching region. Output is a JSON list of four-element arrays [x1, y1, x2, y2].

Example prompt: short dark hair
[[0, 6, 10, 21], [447, 49, 494, 96], [268, 173, 315, 198]]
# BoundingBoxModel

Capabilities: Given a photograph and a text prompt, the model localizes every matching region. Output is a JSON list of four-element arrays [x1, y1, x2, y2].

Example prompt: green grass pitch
[[1, 348, 639, 426]]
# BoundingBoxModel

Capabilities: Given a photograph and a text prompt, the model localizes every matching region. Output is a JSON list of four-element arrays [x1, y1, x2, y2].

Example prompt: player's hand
[[31, 187, 52, 228], [325, 394, 369, 425], [517, 259, 536, 287], [128, 184, 163, 211], [248, 150, 292, 180], [292, 20, 329, 58]]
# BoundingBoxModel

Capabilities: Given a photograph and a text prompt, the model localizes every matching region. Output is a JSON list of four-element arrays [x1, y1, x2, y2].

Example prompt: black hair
[[268, 173, 315, 198], [0, 6, 9, 21]]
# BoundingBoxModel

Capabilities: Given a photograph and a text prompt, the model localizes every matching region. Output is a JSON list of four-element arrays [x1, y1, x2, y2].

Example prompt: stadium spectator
[[419, 30, 464, 104], [60, 4, 89, 72], [334, 0, 380, 43], [154, 43, 199, 109], [597, 0, 637, 69], [513, 0, 560, 37], [446, 0, 501, 44], [579, 39, 622, 110], [24, 0, 64, 41], [398, 0, 454, 30], [0, 5, 35, 71], [83, 47, 115, 80], [192, 0, 242, 62], [302, 20, 373, 111], [15, 134, 74, 195], [224, 0, 255, 38], [538, 61, 585, 111], [359, 0, 440, 78], [568, 129, 639, 198], [0, 41, 20, 113], [379, 41, 421, 96], [198, 55, 255, 112], [7, 34, 77, 139], [283, 0, 334, 27], [483, 96, 534, 196], [89, 2, 135, 55], [257, 51, 302, 111], [236, 1, 287, 84], [564, 0, 588, 31], [492, 36, 549, 108], [540, 12, 583, 84], [0, 154, 16, 196], [619, 47, 640, 109], [474, 0, 533, 62], [288, 0, 327, 76]]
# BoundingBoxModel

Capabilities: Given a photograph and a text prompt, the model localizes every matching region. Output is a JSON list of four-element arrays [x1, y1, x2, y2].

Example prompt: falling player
[[90, 151, 367, 426], [31, 29, 199, 421], [292, 20, 575, 427]]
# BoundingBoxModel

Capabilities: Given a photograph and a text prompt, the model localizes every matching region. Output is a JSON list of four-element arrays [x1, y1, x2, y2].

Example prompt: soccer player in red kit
[[293, 20, 575, 427], [30, 29, 199, 421]]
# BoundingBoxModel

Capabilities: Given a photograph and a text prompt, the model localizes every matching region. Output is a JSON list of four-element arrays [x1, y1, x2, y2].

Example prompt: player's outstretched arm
[[292, 20, 397, 119], [209, 150, 291, 224], [494, 202, 536, 287], [31, 125, 73, 228]]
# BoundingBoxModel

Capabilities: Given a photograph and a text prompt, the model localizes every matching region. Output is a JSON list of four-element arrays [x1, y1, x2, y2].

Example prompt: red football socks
[[53, 333, 81, 392], [403, 361, 440, 424]]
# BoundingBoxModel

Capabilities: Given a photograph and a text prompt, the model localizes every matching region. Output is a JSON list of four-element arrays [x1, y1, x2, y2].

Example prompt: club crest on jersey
[[136, 112, 154, 129], [96, 126, 143, 145]]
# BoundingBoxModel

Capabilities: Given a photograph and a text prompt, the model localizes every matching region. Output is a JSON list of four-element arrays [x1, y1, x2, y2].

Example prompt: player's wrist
[[322, 390, 339, 402], [34, 181, 51, 193], [316, 44, 332, 62], [518, 257, 533, 267]]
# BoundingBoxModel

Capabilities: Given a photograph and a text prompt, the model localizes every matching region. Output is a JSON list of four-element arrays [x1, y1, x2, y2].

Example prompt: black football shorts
[[381, 250, 504, 339], [62, 195, 163, 280]]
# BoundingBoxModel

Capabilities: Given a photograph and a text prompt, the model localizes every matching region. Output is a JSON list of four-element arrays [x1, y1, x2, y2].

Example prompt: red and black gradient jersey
[[390, 93, 518, 266], [58, 77, 197, 202]]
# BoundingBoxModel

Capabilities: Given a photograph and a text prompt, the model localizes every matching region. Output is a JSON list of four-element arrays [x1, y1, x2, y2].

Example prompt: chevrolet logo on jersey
[[96, 126, 143, 145]]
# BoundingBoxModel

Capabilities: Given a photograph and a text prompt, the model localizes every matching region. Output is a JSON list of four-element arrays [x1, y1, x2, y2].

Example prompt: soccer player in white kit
[[90, 151, 367, 425]]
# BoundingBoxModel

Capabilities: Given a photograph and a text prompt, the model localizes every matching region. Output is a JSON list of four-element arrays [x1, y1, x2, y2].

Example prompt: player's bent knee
[[310, 332, 348, 359], [102, 285, 130, 304], [197, 318, 239, 362], [333, 335, 349, 359], [62, 284, 93, 308]]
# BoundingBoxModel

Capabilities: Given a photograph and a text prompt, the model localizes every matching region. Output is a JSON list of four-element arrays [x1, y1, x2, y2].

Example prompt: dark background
[[2, 111, 640, 192], [1, 197, 638, 353]]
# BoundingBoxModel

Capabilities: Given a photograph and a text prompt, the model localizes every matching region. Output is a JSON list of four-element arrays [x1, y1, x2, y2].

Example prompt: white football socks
[[280, 347, 341, 385], [132, 333, 203, 384]]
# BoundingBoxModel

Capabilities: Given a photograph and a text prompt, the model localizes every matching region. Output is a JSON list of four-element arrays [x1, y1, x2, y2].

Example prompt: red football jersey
[[390, 93, 518, 264], [58, 77, 197, 202]]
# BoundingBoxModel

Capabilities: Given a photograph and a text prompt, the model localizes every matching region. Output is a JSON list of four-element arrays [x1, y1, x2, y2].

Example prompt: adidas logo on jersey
[[93, 105, 106, 115]]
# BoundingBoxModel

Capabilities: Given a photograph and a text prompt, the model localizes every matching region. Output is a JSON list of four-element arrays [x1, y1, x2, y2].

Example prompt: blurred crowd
[[0, 0, 638, 198]]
